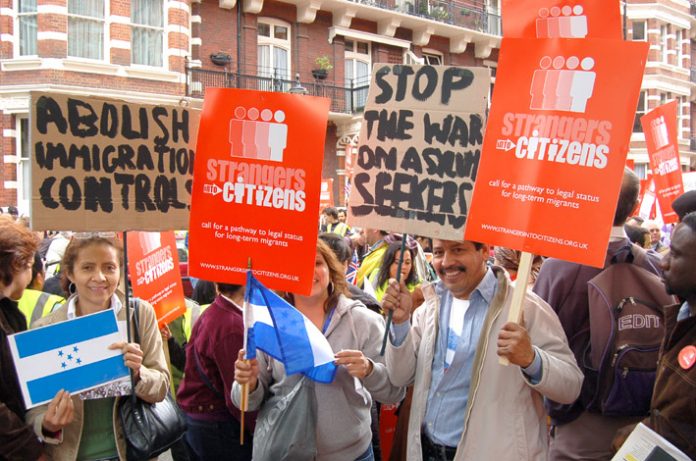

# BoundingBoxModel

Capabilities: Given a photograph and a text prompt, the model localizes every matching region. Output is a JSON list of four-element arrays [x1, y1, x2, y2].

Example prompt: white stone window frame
[[422, 49, 443, 65], [257, 17, 292, 81]]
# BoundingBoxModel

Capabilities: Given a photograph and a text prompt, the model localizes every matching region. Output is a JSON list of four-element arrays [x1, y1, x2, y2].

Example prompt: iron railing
[[349, 0, 501, 35], [187, 68, 371, 114]]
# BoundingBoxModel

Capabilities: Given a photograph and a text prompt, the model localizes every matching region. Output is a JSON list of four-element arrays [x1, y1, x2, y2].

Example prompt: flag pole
[[380, 236, 408, 356], [240, 257, 252, 445]]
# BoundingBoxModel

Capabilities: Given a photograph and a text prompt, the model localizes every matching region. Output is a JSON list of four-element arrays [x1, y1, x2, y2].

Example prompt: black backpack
[[583, 244, 675, 416]]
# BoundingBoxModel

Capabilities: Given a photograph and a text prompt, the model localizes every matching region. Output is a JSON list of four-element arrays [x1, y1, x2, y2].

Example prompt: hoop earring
[[68, 282, 76, 295]]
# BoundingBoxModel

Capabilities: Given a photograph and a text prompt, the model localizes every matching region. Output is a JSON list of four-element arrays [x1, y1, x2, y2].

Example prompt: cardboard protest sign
[[347, 65, 489, 240], [31, 93, 199, 231], [465, 38, 649, 267], [127, 231, 186, 327], [502, 0, 622, 39], [188, 89, 329, 294], [641, 101, 684, 224], [8, 309, 129, 408]]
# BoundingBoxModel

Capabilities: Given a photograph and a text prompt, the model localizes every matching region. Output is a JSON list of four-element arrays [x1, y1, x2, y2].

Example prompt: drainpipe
[[237, 0, 242, 75]]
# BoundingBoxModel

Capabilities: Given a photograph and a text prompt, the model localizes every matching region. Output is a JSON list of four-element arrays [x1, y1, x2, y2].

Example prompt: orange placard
[[638, 178, 657, 220], [641, 101, 684, 224], [465, 38, 648, 267], [188, 89, 330, 294], [127, 231, 186, 327], [502, 0, 622, 39], [320, 178, 334, 209]]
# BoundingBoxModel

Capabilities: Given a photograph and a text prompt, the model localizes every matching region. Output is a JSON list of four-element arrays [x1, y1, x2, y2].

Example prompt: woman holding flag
[[26, 234, 169, 461], [233, 240, 404, 461]]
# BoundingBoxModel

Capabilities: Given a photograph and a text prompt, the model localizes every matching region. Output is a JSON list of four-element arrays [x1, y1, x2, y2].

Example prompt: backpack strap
[[191, 343, 224, 400]]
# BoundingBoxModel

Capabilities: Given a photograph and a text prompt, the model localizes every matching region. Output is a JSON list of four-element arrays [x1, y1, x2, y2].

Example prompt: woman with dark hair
[[0, 215, 67, 461], [372, 243, 421, 303], [233, 240, 404, 461], [27, 234, 169, 461]]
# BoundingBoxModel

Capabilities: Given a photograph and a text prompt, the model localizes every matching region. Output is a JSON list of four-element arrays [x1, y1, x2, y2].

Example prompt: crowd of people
[[1, 183, 695, 461]]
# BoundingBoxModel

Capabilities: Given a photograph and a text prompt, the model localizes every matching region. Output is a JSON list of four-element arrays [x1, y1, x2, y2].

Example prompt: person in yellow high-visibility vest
[[17, 254, 64, 326], [321, 207, 350, 237], [356, 229, 389, 288]]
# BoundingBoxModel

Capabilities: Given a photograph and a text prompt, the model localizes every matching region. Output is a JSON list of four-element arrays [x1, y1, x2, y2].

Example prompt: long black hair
[[376, 242, 418, 290]]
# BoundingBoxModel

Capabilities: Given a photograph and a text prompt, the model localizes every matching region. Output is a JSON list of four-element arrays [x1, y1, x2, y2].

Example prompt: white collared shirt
[[66, 293, 123, 320]]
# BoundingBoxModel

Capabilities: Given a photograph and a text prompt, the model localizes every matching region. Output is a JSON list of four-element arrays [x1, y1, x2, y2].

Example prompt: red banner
[[502, 0, 622, 39], [320, 178, 334, 209], [640, 101, 684, 224], [465, 38, 648, 267], [188, 89, 330, 294], [127, 231, 186, 327]]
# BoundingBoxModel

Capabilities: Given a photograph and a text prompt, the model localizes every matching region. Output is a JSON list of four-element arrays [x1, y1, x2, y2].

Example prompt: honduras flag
[[8, 309, 129, 408], [243, 271, 337, 383]]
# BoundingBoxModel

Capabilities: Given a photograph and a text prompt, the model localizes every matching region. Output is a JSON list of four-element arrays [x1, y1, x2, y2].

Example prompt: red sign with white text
[[320, 178, 334, 209], [465, 38, 648, 267], [188, 89, 330, 294], [502, 0, 622, 39], [127, 231, 186, 327], [641, 101, 684, 224]]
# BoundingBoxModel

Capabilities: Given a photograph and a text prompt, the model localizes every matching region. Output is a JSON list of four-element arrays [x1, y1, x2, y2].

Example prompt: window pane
[[258, 45, 271, 75], [258, 23, 270, 37], [132, 27, 162, 66], [424, 54, 442, 65], [632, 21, 645, 40], [18, 0, 37, 13], [19, 15, 37, 55], [132, 0, 163, 27], [69, 18, 103, 59], [20, 119, 31, 206], [69, 0, 104, 18], [274, 25, 288, 40], [345, 39, 354, 51], [357, 42, 369, 54], [274, 47, 288, 75], [344, 59, 354, 82]]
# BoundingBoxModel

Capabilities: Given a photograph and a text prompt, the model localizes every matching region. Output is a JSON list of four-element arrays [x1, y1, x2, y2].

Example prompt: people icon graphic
[[536, 5, 587, 38], [229, 106, 288, 162], [650, 116, 670, 150], [530, 55, 596, 114]]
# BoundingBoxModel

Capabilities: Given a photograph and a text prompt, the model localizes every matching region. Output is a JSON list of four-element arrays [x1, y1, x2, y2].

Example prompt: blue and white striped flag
[[243, 271, 337, 383], [8, 309, 129, 408]]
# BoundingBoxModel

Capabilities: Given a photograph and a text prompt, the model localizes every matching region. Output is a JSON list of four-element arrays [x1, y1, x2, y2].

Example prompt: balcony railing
[[349, 0, 501, 35], [186, 68, 371, 114]]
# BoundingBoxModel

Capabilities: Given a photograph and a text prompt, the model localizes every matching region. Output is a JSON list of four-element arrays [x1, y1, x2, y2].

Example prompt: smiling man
[[382, 239, 583, 461]]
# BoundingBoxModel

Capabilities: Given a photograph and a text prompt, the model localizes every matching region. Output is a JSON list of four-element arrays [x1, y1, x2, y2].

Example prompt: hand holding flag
[[234, 349, 259, 391], [243, 271, 337, 383]]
